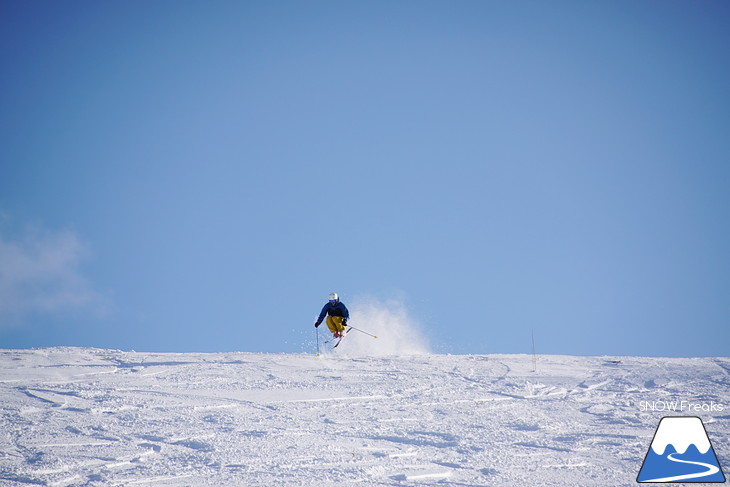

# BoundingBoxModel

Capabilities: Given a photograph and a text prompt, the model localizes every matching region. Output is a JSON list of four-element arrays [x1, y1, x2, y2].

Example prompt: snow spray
[[342, 297, 430, 356]]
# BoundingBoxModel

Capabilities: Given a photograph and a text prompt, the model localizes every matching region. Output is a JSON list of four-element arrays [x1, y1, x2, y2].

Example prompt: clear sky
[[1, 1, 728, 356]]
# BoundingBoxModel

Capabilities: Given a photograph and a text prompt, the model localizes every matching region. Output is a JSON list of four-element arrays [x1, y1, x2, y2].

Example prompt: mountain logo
[[637, 416, 726, 483]]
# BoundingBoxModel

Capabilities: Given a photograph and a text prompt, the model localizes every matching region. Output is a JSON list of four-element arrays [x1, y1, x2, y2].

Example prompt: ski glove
[[314, 322, 320, 328]]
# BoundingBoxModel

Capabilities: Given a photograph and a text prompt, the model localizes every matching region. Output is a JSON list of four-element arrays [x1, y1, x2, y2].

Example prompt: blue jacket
[[315, 301, 349, 326]]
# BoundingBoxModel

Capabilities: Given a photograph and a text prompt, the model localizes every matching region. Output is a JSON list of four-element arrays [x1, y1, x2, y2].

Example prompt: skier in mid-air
[[314, 293, 349, 338]]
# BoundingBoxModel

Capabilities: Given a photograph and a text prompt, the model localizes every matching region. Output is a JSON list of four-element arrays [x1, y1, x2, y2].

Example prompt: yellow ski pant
[[326, 316, 346, 334]]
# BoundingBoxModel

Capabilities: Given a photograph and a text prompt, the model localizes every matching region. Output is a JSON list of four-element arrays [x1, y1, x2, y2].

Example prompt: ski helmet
[[328, 292, 339, 303]]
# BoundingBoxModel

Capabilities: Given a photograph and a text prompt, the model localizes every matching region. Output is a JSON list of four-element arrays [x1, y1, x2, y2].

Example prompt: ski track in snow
[[0, 348, 728, 486]]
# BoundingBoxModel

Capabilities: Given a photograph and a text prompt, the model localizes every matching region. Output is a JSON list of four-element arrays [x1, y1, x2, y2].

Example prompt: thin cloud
[[0, 226, 107, 327]]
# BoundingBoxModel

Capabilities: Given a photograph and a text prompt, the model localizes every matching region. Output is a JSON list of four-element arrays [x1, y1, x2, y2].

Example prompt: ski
[[324, 335, 340, 345], [332, 327, 354, 349]]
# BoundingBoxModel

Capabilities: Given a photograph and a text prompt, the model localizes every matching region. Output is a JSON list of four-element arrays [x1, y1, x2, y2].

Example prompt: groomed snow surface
[[1, 348, 728, 486]]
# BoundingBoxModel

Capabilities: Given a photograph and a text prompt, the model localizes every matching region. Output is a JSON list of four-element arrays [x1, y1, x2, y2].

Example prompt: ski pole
[[316, 327, 321, 356], [346, 325, 378, 339]]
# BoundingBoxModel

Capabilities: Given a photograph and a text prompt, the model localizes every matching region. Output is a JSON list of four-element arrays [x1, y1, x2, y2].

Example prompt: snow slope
[[0, 348, 728, 486]]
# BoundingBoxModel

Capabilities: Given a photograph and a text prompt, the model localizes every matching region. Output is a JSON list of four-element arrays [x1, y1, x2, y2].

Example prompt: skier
[[314, 293, 350, 338]]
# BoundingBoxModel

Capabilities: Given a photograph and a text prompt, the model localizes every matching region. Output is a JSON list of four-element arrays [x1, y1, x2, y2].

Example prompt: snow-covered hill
[[1, 348, 728, 486]]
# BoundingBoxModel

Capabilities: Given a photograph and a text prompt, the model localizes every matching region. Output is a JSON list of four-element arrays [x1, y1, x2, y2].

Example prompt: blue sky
[[1, 1, 728, 356]]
